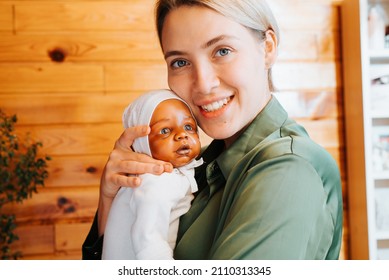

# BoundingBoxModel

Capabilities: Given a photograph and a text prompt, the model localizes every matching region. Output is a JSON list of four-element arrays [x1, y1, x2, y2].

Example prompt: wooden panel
[[11, 225, 55, 256], [55, 223, 93, 251], [318, 30, 341, 62], [3, 187, 99, 223], [45, 155, 107, 187], [278, 31, 318, 62], [339, 208, 349, 260], [14, 1, 155, 32], [0, 32, 163, 62], [12, 223, 88, 259], [105, 62, 168, 92], [0, 93, 142, 125], [0, 64, 104, 93], [269, 2, 339, 31], [20, 250, 82, 260], [341, 0, 369, 259], [17, 123, 122, 156], [278, 30, 340, 62], [298, 118, 343, 148], [0, 4, 13, 31], [274, 90, 339, 119], [273, 62, 341, 90]]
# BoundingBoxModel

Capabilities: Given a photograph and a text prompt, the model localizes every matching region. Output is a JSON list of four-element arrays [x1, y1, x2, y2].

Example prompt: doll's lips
[[176, 144, 191, 155]]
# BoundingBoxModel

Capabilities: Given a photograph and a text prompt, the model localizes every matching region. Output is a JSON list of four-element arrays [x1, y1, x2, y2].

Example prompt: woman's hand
[[97, 125, 173, 236]]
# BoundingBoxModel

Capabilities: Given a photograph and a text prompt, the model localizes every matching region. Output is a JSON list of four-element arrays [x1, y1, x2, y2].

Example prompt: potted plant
[[0, 109, 50, 259]]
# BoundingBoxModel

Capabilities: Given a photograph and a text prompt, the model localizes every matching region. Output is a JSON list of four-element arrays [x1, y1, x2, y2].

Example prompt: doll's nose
[[175, 131, 189, 140]]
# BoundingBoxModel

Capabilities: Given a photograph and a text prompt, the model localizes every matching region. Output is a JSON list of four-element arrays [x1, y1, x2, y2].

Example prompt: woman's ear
[[264, 30, 278, 69]]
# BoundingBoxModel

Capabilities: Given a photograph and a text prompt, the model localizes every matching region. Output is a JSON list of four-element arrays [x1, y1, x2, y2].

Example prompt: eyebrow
[[201, 35, 228, 49], [150, 118, 171, 127], [164, 35, 234, 60], [150, 115, 193, 127]]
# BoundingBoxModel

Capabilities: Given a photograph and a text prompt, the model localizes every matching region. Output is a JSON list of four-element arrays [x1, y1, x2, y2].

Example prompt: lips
[[176, 144, 191, 155]]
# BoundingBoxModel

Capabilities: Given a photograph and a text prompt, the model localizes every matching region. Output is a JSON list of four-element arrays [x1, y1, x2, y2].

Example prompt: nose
[[174, 130, 188, 141], [192, 61, 220, 94]]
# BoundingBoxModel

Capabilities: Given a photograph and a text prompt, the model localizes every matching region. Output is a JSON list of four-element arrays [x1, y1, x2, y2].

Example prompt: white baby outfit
[[102, 90, 203, 260]]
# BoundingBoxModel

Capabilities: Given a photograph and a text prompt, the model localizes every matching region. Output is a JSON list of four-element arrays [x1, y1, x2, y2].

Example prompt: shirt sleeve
[[209, 154, 335, 260]]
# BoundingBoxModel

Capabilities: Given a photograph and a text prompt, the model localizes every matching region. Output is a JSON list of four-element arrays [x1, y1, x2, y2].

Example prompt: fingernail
[[164, 163, 173, 172], [153, 164, 162, 173], [133, 177, 141, 187]]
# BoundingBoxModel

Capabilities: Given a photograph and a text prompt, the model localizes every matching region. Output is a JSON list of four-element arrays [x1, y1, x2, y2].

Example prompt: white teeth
[[201, 97, 230, 112]]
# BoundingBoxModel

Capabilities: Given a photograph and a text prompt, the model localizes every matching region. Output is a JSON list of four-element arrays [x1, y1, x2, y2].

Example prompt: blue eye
[[160, 128, 171, 135], [171, 60, 188, 68], [216, 48, 231, 57], [184, 124, 194, 131]]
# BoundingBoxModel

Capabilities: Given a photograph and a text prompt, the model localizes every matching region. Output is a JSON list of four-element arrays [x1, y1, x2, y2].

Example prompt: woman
[[83, 0, 343, 259]]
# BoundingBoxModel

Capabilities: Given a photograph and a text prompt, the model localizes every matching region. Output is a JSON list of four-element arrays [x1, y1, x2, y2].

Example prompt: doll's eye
[[160, 128, 171, 134], [184, 124, 194, 131]]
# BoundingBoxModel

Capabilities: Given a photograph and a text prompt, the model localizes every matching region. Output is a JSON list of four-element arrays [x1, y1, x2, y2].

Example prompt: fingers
[[103, 160, 172, 191], [119, 160, 172, 175], [100, 125, 174, 200], [107, 151, 173, 176], [115, 125, 150, 150], [109, 128, 174, 175], [112, 173, 141, 188]]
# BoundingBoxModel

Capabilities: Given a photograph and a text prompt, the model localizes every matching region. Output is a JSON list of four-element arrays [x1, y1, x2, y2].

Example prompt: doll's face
[[148, 99, 201, 167]]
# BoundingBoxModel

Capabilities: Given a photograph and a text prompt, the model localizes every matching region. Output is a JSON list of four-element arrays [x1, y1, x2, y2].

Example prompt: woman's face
[[161, 5, 276, 146], [148, 99, 201, 168]]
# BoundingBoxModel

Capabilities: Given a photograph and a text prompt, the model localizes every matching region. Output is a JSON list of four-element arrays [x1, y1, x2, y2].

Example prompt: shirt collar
[[215, 95, 289, 179]]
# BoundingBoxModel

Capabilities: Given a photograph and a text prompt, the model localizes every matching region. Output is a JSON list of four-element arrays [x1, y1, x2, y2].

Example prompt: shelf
[[376, 231, 389, 240], [372, 113, 389, 119], [343, 0, 389, 259], [370, 50, 389, 59], [373, 172, 389, 180]]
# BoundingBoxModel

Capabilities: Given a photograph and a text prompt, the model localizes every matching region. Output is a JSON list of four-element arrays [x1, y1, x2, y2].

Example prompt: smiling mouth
[[176, 144, 191, 155], [200, 97, 231, 112]]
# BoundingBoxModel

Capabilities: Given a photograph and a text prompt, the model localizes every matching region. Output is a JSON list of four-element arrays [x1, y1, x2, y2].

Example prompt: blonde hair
[[155, 0, 280, 91]]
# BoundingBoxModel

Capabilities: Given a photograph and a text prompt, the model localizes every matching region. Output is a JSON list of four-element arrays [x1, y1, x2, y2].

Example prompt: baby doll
[[102, 89, 203, 260]]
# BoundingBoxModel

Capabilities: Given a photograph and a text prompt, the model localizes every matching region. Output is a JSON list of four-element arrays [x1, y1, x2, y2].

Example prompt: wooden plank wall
[[0, 0, 348, 259]]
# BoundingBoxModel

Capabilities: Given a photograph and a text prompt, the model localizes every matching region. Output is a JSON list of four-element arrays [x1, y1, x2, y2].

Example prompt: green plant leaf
[[0, 109, 50, 259]]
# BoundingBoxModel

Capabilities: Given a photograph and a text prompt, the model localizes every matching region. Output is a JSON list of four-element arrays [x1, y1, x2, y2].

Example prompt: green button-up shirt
[[174, 96, 343, 259]]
